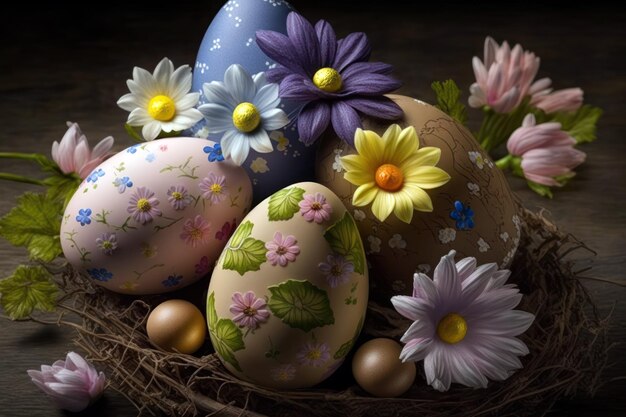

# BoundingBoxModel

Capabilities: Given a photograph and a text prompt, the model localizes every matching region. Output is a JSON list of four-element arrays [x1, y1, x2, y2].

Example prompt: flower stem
[[0, 172, 46, 186], [495, 154, 512, 170], [0, 152, 49, 164]]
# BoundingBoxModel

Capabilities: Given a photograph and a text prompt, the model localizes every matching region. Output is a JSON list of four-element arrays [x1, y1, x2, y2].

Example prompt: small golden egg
[[352, 338, 416, 397], [146, 299, 207, 354]]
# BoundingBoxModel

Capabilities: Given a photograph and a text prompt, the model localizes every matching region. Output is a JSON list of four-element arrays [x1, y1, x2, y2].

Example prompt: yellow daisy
[[340, 124, 450, 223]]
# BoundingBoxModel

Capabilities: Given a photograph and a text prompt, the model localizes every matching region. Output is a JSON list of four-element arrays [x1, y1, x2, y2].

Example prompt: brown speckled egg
[[316, 95, 520, 303], [352, 338, 416, 397]]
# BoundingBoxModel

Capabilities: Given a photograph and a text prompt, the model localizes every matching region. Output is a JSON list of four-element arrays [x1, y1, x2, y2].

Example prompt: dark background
[[0, 1, 624, 416]]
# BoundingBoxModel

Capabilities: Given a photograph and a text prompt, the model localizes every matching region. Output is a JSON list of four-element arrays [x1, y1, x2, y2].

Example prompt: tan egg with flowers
[[315, 95, 520, 303]]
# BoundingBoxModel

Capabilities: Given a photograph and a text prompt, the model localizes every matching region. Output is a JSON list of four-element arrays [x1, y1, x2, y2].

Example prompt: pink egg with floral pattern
[[60, 137, 252, 295], [208, 182, 368, 389]]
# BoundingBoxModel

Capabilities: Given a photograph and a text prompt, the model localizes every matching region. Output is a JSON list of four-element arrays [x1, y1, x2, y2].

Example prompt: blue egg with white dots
[[189, 0, 316, 204]]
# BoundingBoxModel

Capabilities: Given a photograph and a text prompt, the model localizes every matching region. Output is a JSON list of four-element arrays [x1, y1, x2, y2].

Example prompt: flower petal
[[341, 72, 402, 96], [341, 61, 395, 79], [280, 74, 322, 101], [330, 101, 362, 146], [390, 295, 430, 321], [424, 346, 452, 392], [315, 19, 337, 67], [224, 64, 255, 102], [401, 184, 433, 212], [255, 30, 308, 76], [297, 101, 330, 145], [433, 251, 461, 301], [448, 353, 489, 389], [354, 128, 384, 161], [342, 96, 403, 120], [261, 108, 289, 131], [154, 57, 174, 88], [400, 147, 442, 171], [225, 132, 250, 166], [127, 108, 153, 126], [405, 166, 451, 189], [175, 92, 200, 111], [253, 83, 281, 112], [117, 93, 142, 112], [142, 122, 162, 141], [333, 32, 371, 72], [203, 81, 238, 109], [461, 262, 498, 303], [198, 103, 234, 134], [352, 182, 378, 206], [382, 125, 418, 164], [248, 129, 273, 153], [371, 190, 395, 222], [393, 191, 414, 223], [473, 310, 535, 336], [169, 65, 193, 101], [286, 12, 321, 72], [400, 338, 433, 363], [401, 318, 435, 343]]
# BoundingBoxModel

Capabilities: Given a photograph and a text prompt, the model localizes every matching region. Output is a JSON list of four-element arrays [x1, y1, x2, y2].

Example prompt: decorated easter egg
[[207, 182, 368, 389], [316, 95, 520, 302], [189, 0, 316, 203], [60, 138, 252, 295]]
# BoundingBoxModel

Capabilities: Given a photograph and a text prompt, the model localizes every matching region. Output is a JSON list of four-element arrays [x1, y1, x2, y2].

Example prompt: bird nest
[[44, 205, 609, 417]]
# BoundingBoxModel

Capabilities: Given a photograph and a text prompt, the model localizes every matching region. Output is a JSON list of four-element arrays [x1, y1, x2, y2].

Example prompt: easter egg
[[207, 182, 368, 389], [60, 138, 252, 295], [316, 95, 520, 302], [146, 299, 207, 354], [189, 0, 316, 203]]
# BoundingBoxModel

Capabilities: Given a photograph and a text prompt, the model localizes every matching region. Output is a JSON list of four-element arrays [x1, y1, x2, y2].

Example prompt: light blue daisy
[[198, 64, 290, 166]]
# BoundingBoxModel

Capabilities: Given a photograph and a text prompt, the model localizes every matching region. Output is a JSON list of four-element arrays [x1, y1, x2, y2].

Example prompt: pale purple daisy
[[180, 215, 211, 247], [391, 250, 535, 392], [127, 186, 161, 224], [256, 11, 402, 146], [265, 232, 300, 267], [229, 291, 270, 329], [318, 254, 354, 288], [296, 341, 331, 367], [167, 185, 191, 210], [199, 172, 228, 204], [95, 232, 118, 255], [270, 364, 296, 382], [299, 192, 332, 224]]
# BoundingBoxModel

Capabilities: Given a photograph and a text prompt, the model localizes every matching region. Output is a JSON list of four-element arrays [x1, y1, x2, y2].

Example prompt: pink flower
[[507, 114, 586, 187], [180, 215, 211, 247], [469, 36, 550, 113], [265, 232, 300, 266], [127, 186, 161, 224], [299, 192, 332, 224], [51, 122, 114, 179], [167, 185, 191, 210], [215, 219, 237, 241], [318, 254, 354, 288], [199, 172, 228, 204], [195, 256, 210, 276], [296, 341, 331, 367], [531, 87, 584, 114], [27, 351, 106, 412], [230, 291, 270, 329]]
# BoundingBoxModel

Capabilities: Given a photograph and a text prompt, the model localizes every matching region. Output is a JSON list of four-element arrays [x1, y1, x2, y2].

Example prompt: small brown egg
[[352, 338, 416, 397], [146, 299, 206, 354]]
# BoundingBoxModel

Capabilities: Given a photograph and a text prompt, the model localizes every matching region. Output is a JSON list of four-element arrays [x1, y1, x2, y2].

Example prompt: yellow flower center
[[243, 307, 257, 317], [306, 349, 322, 360], [313, 67, 342, 93], [437, 313, 467, 344], [232, 102, 261, 132], [102, 241, 113, 249], [147, 95, 176, 121], [171, 191, 183, 200], [375, 164, 404, 192], [136, 198, 152, 212], [210, 183, 222, 194], [190, 228, 202, 240]]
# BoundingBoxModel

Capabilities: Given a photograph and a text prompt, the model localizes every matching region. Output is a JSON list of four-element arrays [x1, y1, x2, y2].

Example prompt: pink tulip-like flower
[[51, 122, 114, 179], [27, 351, 106, 412], [469, 36, 551, 113], [507, 114, 586, 186], [531, 87, 584, 114]]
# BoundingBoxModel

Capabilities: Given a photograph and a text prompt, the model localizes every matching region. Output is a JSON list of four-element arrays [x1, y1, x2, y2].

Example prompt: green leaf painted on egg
[[333, 314, 365, 360], [323, 212, 366, 274], [206, 292, 244, 372], [222, 220, 267, 275], [267, 186, 306, 221], [267, 280, 334, 332]]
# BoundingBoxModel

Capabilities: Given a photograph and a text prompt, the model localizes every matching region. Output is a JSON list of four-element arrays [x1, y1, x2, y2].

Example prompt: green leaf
[[222, 221, 267, 275], [43, 174, 81, 209], [0, 265, 58, 319], [206, 292, 244, 371], [431, 80, 468, 125], [527, 180, 553, 198], [548, 105, 603, 144], [0, 192, 63, 262], [334, 315, 365, 360], [268, 280, 334, 332], [267, 186, 305, 221], [324, 212, 366, 274]]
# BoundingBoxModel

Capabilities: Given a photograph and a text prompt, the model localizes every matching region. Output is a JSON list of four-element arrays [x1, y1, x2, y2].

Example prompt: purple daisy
[[318, 254, 354, 288], [167, 185, 191, 210], [256, 11, 402, 146], [229, 291, 270, 329], [127, 187, 161, 224], [265, 232, 300, 267], [199, 172, 228, 204], [299, 192, 332, 224], [296, 341, 331, 367]]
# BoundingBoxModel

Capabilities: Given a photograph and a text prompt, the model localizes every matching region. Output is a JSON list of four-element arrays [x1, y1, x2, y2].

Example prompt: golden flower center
[[243, 307, 257, 317], [136, 198, 152, 212], [171, 191, 183, 200], [437, 313, 467, 344], [306, 349, 322, 360], [313, 67, 342, 93], [375, 164, 404, 192], [190, 228, 202, 239], [210, 183, 223, 194], [102, 241, 113, 249], [232, 102, 261, 132], [147, 95, 176, 121]]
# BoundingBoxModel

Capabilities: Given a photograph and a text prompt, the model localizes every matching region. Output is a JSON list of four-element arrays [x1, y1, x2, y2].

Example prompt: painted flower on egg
[[340, 124, 451, 223], [256, 11, 402, 145], [198, 64, 290, 166], [117, 57, 203, 141], [390, 250, 535, 392]]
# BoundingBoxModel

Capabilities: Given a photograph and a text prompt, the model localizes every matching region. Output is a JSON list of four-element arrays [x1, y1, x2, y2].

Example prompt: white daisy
[[117, 58, 203, 141], [198, 64, 290, 166]]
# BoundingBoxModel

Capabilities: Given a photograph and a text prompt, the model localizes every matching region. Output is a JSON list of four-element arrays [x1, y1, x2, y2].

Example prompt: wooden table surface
[[0, 1, 624, 416]]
